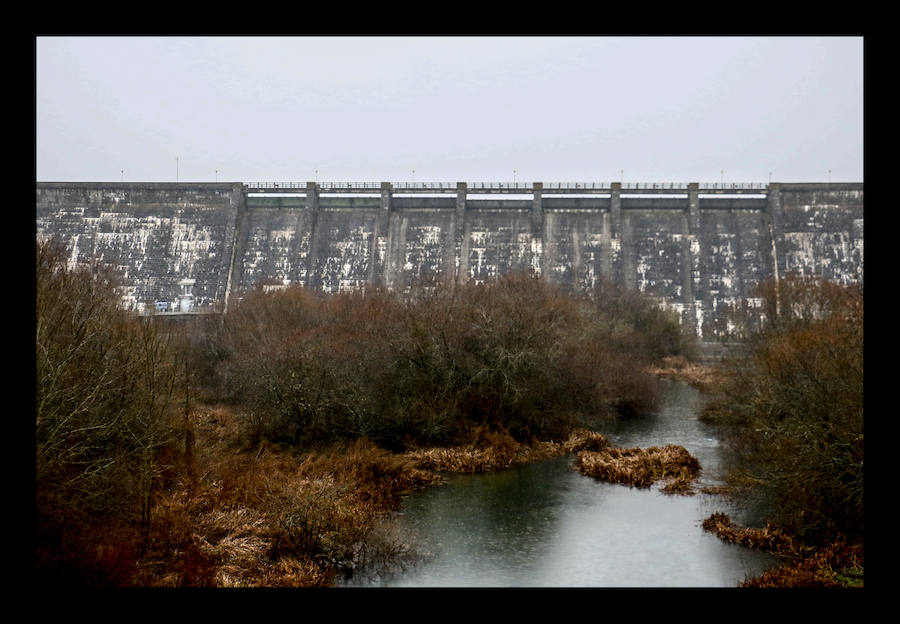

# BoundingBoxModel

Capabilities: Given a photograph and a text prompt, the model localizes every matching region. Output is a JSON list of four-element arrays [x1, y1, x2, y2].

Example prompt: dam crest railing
[[244, 181, 770, 193]]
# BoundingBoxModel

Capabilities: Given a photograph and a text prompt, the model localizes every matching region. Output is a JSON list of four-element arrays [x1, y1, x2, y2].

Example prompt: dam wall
[[35, 181, 864, 338]]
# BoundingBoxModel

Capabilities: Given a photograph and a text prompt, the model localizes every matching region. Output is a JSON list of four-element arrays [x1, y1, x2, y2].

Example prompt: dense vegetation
[[34, 237, 694, 586], [211, 274, 692, 452], [703, 274, 864, 553]]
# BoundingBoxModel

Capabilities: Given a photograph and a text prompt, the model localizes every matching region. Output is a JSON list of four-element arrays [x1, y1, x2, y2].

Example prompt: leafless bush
[[217, 273, 691, 451], [36, 238, 182, 583], [703, 275, 863, 546]]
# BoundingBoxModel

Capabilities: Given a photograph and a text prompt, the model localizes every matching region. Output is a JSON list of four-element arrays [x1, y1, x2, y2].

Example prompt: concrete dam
[[35, 181, 864, 338]]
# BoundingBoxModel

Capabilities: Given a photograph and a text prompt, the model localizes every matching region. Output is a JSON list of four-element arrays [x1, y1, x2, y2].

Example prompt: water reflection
[[342, 381, 780, 587]]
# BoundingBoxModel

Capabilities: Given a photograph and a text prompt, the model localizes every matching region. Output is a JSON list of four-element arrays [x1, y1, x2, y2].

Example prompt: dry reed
[[405, 427, 609, 473], [701, 512, 863, 587], [131, 407, 443, 587], [646, 356, 719, 391], [574, 444, 701, 494], [701, 512, 798, 553]]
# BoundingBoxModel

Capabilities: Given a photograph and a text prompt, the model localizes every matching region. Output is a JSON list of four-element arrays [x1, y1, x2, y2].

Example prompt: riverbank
[[702, 512, 864, 587], [130, 403, 444, 586], [131, 404, 693, 586], [50, 392, 847, 588], [126, 378, 757, 587]]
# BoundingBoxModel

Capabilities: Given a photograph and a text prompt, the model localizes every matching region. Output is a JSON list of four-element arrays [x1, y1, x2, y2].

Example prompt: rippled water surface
[[342, 381, 780, 587]]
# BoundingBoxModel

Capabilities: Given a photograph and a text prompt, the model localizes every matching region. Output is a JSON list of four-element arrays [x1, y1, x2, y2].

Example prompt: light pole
[[121, 169, 124, 182], [176, 156, 179, 183], [215, 169, 218, 183]]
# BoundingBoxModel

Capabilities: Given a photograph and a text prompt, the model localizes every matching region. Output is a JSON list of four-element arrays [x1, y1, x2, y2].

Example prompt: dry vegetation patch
[[404, 427, 609, 473], [647, 356, 719, 391], [132, 409, 442, 587], [574, 444, 701, 494], [701, 512, 863, 588], [702, 511, 798, 553]]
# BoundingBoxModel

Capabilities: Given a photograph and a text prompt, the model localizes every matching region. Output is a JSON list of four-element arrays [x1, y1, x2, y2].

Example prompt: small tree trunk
[[184, 359, 197, 486]]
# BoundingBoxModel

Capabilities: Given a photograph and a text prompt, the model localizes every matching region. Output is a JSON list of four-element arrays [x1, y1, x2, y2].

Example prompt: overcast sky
[[36, 36, 864, 185]]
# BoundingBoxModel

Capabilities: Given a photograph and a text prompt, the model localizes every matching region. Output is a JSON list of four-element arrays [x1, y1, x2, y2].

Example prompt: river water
[[341, 380, 781, 588]]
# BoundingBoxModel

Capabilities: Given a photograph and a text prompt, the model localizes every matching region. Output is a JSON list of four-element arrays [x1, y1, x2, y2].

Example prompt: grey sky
[[36, 36, 864, 184]]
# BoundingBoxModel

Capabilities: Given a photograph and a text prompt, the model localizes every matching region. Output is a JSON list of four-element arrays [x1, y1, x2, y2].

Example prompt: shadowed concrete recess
[[35, 181, 863, 338]]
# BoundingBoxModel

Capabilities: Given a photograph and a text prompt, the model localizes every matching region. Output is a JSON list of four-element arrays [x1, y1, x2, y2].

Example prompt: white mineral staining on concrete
[[375, 237, 387, 266], [419, 225, 443, 247], [636, 257, 651, 292], [784, 231, 860, 283], [335, 226, 374, 279], [67, 234, 81, 271], [472, 247, 486, 275], [531, 238, 543, 276], [689, 237, 700, 256], [694, 304, 705, 339]]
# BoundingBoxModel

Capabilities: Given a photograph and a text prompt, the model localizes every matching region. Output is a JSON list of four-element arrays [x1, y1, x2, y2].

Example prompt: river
[[340, 380, 781, 588]]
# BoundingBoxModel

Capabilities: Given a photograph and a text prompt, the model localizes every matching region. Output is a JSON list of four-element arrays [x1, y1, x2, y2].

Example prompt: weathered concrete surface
[[36, 183, 241, 311], [35, 182, 864, 338], [778, 184, 864, 284]]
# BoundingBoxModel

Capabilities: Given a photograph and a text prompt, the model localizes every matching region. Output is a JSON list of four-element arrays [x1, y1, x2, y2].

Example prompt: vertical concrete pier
[[687, 182, 700, 233], [455, 182, 469, 284], [380, 181, 392, 211], [531, 182, 543, 237], [610, 182, 622, 239], [765, 183, 785, 280]]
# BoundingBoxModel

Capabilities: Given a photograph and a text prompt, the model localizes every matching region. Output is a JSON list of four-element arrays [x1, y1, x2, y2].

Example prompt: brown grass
[[647, 356, 720, 392], [702, 512, 798, 553], [574, 444, 701, 494], [129, 405, 442, 587], [404, 426, 609, 473], [740, 540, 864, 588], [702, 512, 863, 588]]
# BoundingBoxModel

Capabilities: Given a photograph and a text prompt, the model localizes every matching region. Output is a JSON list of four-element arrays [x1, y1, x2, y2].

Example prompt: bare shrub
[[217, 273, 691, 452], [36, 238, 183, 584], [704, 275, 863, 546]]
